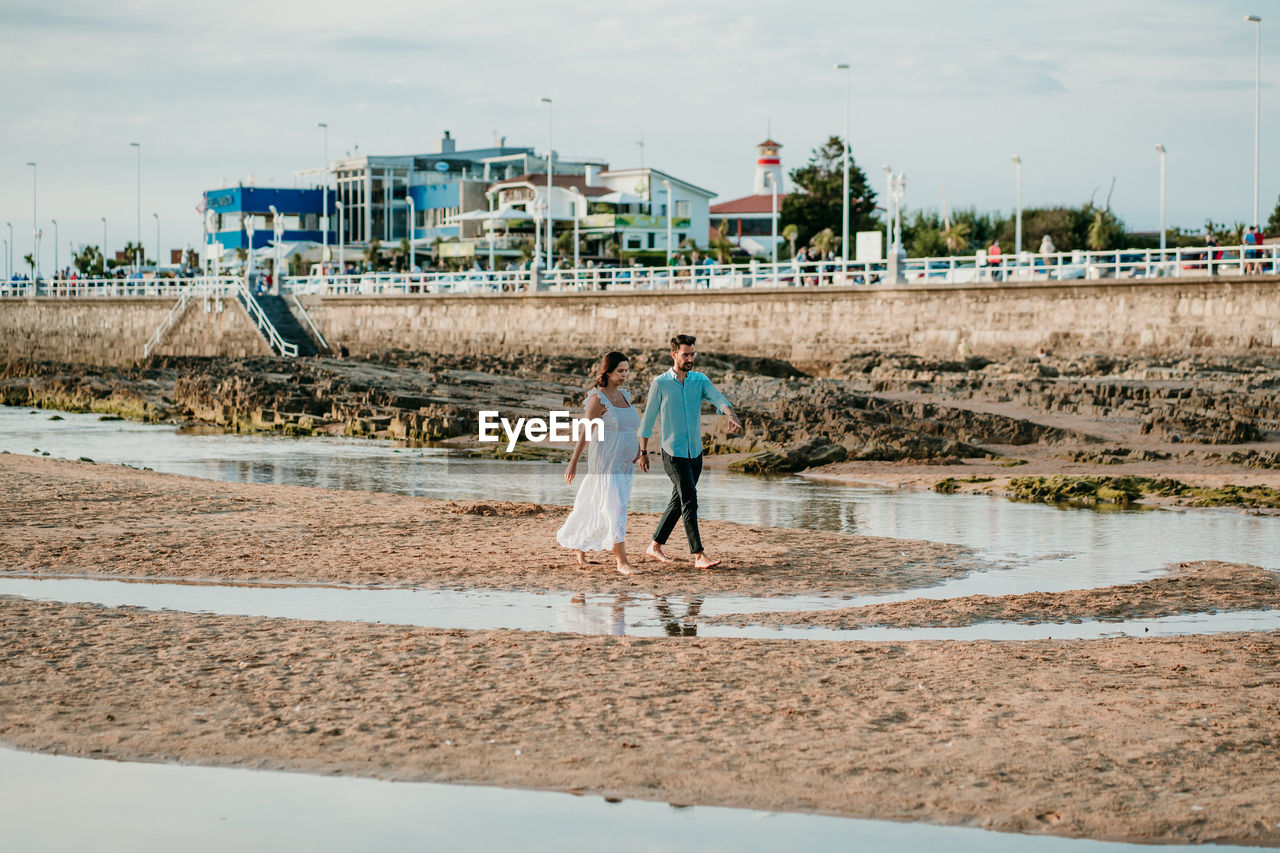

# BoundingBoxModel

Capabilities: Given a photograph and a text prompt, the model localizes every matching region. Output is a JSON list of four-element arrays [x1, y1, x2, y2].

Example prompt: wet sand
[[3, 453, 1280, 845], [0, 454, 975, 597], [1, 596, 1278, 846], [708, 561, 1280, 629]]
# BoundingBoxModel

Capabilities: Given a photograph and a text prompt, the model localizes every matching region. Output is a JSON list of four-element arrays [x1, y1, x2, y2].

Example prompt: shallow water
[[3, 575, 1276, 641], [0, 746, 1261, 852], [4, 407, 1277, 606]]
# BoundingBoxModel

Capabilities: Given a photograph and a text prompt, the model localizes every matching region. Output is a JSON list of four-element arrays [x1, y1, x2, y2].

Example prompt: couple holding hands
[[557, 334, 743, 575]]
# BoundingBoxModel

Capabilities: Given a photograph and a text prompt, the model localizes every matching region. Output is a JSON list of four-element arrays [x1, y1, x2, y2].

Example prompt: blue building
[[203, 187, 335, 251]]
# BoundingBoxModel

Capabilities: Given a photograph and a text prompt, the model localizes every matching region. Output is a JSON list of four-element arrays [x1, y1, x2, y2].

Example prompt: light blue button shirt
[[638, 368, 733, 458]]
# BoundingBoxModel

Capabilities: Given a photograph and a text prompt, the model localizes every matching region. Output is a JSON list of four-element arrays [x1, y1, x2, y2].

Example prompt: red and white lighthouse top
[[756, 138, 782, 166]]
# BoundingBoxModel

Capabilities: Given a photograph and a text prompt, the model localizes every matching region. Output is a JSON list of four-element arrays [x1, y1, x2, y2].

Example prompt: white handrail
[[236, 282, 298, 357], [287, 290, 328, 352], [143, 288, 192, 358]]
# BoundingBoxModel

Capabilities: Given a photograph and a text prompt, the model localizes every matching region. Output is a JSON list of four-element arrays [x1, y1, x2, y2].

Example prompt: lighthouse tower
[[752, 138, 784, 195]]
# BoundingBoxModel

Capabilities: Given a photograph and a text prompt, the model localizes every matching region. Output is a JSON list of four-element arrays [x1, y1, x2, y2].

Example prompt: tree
[[781, 223, 799, 260], [997, 207, 1092, 252], [1085, 204, 1125, 251], [1268, 195, 1280, 235], [73, 245, 105, 276], [23, 252, 35, 277], [709, 220, 736, 263], [810, 227, 839, 258], [780, 136, 878, 249], [943, 221, 972, 254], [367, 236, 384, 271]]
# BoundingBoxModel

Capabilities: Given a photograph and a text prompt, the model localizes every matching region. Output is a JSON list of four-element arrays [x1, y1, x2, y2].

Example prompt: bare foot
[[693, 553, 722, 569], [616, 561, 636, 576], [574, 550, 589, 566], [645, 543, 674, 563]]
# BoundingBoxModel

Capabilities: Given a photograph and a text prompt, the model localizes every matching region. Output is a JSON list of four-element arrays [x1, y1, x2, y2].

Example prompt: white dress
[[556, 387, 640, 552]]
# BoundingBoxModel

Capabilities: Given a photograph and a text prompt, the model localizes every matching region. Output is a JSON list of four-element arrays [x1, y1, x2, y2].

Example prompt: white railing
[[236, 281, 298, 357], [0, 275, 242, 299], [143, 290, 193, 358], [5, 245, 1276, 301], [288, 290, 328, 352]]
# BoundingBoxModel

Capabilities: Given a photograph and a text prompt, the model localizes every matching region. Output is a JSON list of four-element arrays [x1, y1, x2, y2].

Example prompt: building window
[[627, 237, 642, 250], [677, 232, 686, 245], [675, 200, 690, 218], [647, 233, 654, 249]]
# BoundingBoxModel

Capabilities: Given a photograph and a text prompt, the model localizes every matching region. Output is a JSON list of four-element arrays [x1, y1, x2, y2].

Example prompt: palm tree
[[810, 227, 838, 258], [1086, 206, 1123, 251], [942, 221, 971, 254], [782, 223, 799, 259]]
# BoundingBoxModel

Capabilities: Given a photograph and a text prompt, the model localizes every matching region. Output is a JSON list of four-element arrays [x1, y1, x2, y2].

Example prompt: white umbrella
[[595, 190, 646, 205], [446, 207, 536, 225]]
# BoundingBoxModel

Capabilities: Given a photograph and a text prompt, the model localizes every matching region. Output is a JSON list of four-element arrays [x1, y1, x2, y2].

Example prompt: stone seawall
[[300, 277, 1280, 371], [2, 277, 1277, 369], [0, 296, 271, 365]]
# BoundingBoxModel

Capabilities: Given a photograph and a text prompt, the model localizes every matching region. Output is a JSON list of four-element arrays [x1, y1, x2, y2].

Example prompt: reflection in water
[[655, 596, 704, 636]]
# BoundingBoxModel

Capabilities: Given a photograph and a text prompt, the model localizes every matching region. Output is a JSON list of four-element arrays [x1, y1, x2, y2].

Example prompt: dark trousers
[[654, 451, 703, 553]]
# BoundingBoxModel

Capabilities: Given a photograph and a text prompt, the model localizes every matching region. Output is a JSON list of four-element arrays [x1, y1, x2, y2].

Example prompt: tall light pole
[[570, 187, 582, 269], [51, 218, 58, 278], [318, 122, 329, 267], [406, 194, 416, 272], [335, 201, 345, 273], [1246, 15, 1262, 227], [766, 171, 778, 285], [881, 165, 893, 255], [2, 238, 7, 280], [101, 217, 107, 274], [130, 142, 142, 270], [1155, 144, 1167, 252], [153, 213, 160, 268], [540, 97, 553, 272], [663, 178, 673, 266], [835, 62, 851, 275], [485, 190, 496, 274], [1011, 155, 1023, 258], [26, 161, 37, 279]]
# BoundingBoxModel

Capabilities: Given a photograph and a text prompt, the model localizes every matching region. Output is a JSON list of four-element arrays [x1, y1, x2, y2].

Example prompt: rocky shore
[[3, 349, 1278, 506]]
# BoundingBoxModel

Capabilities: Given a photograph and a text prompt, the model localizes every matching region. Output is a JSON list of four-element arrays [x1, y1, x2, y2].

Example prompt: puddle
[[3, 745, 1259, 853], [2, 575, 1276, 642]]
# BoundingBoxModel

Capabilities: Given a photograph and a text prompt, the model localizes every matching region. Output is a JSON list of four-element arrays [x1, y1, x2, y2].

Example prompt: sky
[[0, 0, 1276, 270]]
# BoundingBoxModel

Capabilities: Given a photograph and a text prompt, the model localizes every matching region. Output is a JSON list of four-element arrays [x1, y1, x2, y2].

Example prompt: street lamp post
[[540, 97, 553, 273], [51, 219, 58, 279], [100, 217, 107, 275], [318, 122, 329, 267], [485, 190, 496, 275], [406, 195, 416, 273], [881, 165, 893, 255], [269, 205, 283, 292], [26, 162, 37, 279], [1011, 155, 1023, 260], [1245, 15, 1262, 227], [663, 179, 673, 267], [2, 238, 7, 281], [570, 187, 581, 270], [153, 213, 160, 270], [766, 171, 779, 286], [1155, 144, 1167, 252], [245, 216, 256, 285], [835, 62, 851, 277], [130, 142, 141, 270], [335, 201, 345, 274]]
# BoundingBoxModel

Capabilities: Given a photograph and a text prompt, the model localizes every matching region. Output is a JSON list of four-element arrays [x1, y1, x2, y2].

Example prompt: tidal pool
[[0, 746, 1262, 853]]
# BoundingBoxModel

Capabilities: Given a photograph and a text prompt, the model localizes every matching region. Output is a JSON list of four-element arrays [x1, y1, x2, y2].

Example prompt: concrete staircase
[[253, 292, 319, 357]]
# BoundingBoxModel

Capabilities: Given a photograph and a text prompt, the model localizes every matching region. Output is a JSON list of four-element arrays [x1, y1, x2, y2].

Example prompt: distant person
[[988, 240, 1003, 280], [336, 341, 349, 358], [637, 335, 743, 569], [1244, 226, 1261, 275]]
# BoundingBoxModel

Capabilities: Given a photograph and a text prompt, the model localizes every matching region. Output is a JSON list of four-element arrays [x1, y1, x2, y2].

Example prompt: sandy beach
[[1, 453, 1279, 845]]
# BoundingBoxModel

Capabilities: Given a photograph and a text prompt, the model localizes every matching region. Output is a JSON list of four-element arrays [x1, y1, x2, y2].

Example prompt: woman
[[557, 351, 642, 575]]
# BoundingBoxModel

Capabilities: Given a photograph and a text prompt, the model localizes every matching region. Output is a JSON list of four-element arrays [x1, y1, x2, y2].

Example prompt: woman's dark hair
[[596, 351, 629, 387]]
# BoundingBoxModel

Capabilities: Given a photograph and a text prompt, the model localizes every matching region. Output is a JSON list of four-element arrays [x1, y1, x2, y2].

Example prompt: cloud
[[323, 34, 433, 53], [0, 1, 164, 33]]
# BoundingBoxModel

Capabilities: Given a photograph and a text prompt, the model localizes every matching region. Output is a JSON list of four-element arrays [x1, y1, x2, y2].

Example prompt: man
[[638, 334, 743, 568]]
